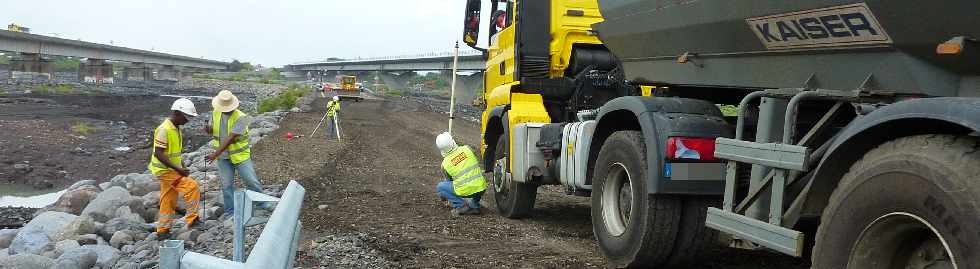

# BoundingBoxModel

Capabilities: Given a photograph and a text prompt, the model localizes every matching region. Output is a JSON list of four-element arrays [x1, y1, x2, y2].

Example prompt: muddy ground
[[0, 93, 206, 189], [252, 96, 809, 268]]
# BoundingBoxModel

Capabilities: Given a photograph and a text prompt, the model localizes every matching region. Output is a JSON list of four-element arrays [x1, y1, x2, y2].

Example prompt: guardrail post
[[159, 240, 184, 269]]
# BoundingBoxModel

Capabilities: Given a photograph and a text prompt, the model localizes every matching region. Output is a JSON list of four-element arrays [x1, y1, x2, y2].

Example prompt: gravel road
[[250, 96, 809, 268]]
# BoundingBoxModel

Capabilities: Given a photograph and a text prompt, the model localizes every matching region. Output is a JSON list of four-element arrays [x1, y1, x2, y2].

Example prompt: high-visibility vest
[[327, 100, 341, 117], [442, 145, 486, 196], [210, 110, 251, 164], [148, 119, 183, 176]]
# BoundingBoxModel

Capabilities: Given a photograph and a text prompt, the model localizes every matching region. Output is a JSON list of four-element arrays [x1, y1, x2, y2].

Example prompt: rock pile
[[0, 110, 288, 269]]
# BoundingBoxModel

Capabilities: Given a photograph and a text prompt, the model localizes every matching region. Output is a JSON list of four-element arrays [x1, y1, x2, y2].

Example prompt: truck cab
[[462, 1, 731, 267]]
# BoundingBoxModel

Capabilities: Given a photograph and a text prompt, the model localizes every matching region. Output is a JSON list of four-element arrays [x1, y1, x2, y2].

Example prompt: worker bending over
[[205, 90, 268, 215], [324, 96, 341, 140], [435, 132, 486, 216], [149, 98, 202, 239]]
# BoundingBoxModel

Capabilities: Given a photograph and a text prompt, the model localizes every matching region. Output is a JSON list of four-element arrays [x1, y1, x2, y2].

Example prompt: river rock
[[75, 234, 101, 246], [12, 163, 32, 174], [98, 182, 112, 191], [77, 245, 120, 268], [54, 240, 80, 255], [66, 180, 97, 192], [110, 173, 157, 196], [10, 211, 77, 254], [0, 229, 17, 249], [53, 215, 96, 241], [52, 247, 97, 269], [81, 186, 132, 222], [98, 218, 150, 241], [141, 191, 160, 209], [109, 231, 134, 249], [0, 253, 54, 269], [115, 206, 144, 224], [44, 185, 100, 216]]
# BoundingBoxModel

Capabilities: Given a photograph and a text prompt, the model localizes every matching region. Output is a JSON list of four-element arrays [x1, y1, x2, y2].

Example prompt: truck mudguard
[[483, 105, 509, 167], [801, 97, 980, 216], [592, 96, 732, 195]]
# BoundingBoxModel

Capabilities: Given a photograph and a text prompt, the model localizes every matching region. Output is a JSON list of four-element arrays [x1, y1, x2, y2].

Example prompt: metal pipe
[[245, 181, 306, 269], [734, 91, 767, 140], [782, 91, 823, 144]]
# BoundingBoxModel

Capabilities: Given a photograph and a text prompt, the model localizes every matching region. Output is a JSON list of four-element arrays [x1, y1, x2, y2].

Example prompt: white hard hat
[[436, 132, 457, 157], [171, 98, 198, 117], [332, 96, 340, 101]]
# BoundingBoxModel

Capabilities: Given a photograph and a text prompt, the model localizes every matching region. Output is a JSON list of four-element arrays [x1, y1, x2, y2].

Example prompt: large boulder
[[114, 206, 144, 224], [110, 173, 158, 197], [0, 229, 17, 249], [81, 186, 132, 222], [0, 253, 55, 269], [53, 215, 97, 242], [43, 185, 101, 215], [97, 218, 151, 241], [10, 211, 77, 254], [54, 247, 98, 269], [109, 231, 134, 249], [75, 245, 119, 268]]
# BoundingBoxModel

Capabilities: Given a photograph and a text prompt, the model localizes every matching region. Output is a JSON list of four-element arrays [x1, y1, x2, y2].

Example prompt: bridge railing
[[292, 49, 483, 65]]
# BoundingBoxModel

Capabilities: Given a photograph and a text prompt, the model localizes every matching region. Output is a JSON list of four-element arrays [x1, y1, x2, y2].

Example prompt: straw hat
[[212, 90, 240, 113]]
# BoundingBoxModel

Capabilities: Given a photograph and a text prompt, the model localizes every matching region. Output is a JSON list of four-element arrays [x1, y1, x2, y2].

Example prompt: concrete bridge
[[0, 30, 227, 83], [285, 50, 485, 73]]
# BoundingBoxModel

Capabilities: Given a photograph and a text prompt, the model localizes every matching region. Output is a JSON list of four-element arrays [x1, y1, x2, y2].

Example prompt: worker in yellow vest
[[205, 90, 268, 216], [324, 96, 342, 140], [149, 98, 202, 239], [435, 132, 486, 216]]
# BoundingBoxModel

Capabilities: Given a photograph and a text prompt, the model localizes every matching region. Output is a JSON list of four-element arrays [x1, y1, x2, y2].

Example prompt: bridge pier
[[78, 59, 114, 84], [123, 63, 152, 82], [157, 65, 180, 81], [10, 53, 53, 82]]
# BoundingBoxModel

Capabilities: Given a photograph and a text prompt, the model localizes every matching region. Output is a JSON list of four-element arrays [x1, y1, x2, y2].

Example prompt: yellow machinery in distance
[[7, 23, 30, 33]]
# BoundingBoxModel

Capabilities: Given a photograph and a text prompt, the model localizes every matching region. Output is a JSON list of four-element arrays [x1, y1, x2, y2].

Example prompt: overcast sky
[[2, 0, 469, 67]]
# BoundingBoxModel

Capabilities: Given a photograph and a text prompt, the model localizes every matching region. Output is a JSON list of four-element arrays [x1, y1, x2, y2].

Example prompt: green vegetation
[[257, 84, 307, 113], [227, 59, 255, 72], [54, 84, 74, 94], [386, 88, 404, 97], [718, 105, 739, 117], [0, 55, 8, 64], [53, 56, 81, 71], [71, 122, 98, 135]]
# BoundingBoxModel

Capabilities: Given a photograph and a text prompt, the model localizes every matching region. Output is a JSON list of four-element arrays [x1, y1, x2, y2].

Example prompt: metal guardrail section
[[159, 180, 306, 269]]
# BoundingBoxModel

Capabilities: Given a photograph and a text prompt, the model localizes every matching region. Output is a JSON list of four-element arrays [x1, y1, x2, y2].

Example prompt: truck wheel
[[591, 130, 682, 267], [813, 135, 980, 268], [491, 135, 537, 218]]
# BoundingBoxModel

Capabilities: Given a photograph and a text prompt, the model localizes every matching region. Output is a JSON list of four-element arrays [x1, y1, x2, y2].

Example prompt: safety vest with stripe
[[442, 145, 486, 196], [327, 100, 341, 117], [148, 119, 183, 176], [210, 110, 251, 164]]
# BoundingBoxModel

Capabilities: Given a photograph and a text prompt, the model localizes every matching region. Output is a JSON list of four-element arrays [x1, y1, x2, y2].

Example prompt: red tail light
[[666, 137, 717, 161]]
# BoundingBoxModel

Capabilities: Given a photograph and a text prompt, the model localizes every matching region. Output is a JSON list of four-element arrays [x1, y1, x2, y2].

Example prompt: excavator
[[465, 0, 980, 268]]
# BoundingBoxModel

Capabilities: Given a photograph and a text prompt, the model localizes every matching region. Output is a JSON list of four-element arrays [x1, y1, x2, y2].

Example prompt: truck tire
[[812, 135, 980, 269], [663, 197, 719, 267], [491, 135, 537, 218], [591, 130, 682, 267]]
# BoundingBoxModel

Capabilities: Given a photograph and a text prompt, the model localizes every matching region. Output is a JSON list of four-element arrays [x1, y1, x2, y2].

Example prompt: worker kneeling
[[149, 98, 203, 239], [435, 132, 486, 216]]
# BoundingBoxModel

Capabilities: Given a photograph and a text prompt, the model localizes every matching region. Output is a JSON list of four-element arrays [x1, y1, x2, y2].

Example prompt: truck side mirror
[[462, 0, 482, 50]]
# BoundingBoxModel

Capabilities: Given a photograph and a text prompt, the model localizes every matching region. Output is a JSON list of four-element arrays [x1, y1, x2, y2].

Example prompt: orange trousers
[[156, 171, 201, 233]]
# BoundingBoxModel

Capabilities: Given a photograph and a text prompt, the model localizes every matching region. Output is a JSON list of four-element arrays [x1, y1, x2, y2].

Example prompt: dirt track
[[252, 97, 809, 268]]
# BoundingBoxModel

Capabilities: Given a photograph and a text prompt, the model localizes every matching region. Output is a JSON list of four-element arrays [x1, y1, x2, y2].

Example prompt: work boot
[[465, 207, 481, 215], [157, 231, 171, 241], [450, 206, 472, 217]]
